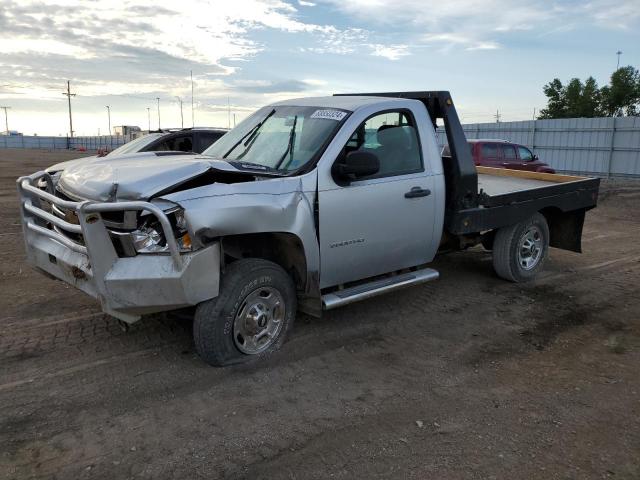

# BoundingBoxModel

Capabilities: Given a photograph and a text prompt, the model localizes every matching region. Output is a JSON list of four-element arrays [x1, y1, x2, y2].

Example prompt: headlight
[[37, 171, 61, 189], [132, 226, 167, 253], [131, 208, 192, 254]]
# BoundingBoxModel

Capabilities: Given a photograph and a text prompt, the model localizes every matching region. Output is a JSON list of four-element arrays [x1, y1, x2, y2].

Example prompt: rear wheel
[[193, 259, 296, 366], [492, 213, 549, 282]]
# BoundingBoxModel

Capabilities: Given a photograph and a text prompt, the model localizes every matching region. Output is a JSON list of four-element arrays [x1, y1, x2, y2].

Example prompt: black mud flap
[[545, 208, 586, 253]]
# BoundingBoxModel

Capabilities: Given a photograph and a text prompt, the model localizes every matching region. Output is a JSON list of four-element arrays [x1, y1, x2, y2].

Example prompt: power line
[[62, 80, 76, 138], [0, 106, 10, 133]]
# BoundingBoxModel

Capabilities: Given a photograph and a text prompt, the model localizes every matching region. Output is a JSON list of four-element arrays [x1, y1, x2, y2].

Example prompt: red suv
[[467, 139, 555, 173]]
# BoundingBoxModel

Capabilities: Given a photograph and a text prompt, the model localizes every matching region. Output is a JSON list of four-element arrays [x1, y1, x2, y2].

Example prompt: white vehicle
[[18, 91, 599, 366]]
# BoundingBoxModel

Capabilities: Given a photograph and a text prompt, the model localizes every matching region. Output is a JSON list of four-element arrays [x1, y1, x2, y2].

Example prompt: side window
[[195, 132, 223, 153], [174, 135, 193, 152], [344, 110, 422, 179], [518, 146, 533, 161], [480, 143, 498, 159], [502, 144, 517, 159], [147, 138, 170, 151], [149, 135, 192, 152]]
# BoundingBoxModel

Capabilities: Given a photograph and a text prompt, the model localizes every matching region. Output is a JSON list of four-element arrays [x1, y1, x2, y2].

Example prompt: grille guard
[[17, 171, 183, 269]]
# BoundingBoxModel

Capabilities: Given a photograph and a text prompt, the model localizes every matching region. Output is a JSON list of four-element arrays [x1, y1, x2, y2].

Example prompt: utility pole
[[105, 105, 111, 135], [233, 113, 236, 128], [62, 80, 76, 137], [191, 70, 195, 127], [0, 106, 10, 134], [146, 107, 151, 131], [616, 50, 623, 70], [227, 97, 231, 129], [175, 96, 184, 128], [156, 97, 161, 130], [495, 109, 501, 123], [532, 107, 536, 120]]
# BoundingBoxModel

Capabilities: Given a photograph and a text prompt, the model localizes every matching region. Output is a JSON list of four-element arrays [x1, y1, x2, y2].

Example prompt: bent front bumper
[[17, 172, 220, 323]]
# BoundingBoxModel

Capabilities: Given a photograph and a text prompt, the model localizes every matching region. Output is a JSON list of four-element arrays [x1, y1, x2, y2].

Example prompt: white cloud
[[582, 0, 640, 28], [369, 44, 410, 60], [323, 0, 640, 50], [422, 33, 500, 51], [298, 0, 316, 6]]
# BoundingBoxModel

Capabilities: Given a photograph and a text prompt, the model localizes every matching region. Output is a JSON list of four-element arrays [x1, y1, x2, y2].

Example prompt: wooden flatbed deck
[[446, 165, 600, 235], [476, 166, 593, 203], [478, 174, 557, 196]]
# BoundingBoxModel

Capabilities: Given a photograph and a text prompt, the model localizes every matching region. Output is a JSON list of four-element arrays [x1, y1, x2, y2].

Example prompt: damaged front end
[[17, 171, 220, 323]]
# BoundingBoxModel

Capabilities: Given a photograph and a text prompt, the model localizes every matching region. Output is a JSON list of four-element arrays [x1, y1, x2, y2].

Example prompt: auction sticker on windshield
[[310, 109, 348, 121]]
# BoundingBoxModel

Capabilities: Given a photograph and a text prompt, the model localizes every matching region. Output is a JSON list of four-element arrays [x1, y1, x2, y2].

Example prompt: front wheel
[[492, 213, 550, 282], [194, 259, 296, 366]]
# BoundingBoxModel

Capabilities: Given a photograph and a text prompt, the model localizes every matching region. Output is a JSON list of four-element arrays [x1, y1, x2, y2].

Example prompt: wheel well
[[539, 207, 586, 253], [221, 233, 307, 291]]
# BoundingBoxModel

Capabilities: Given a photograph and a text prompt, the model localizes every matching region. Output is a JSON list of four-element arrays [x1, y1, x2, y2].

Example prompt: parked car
[[39, 128, 228, 187], [98, 127, 228, 157], [18, 91, 599, 366], [470, 139, 555, 173], [443, 139, 555, 173]]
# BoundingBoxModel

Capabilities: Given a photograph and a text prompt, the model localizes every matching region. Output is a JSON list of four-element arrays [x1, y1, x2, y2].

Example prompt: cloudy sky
[[1, 0, 638, 136]]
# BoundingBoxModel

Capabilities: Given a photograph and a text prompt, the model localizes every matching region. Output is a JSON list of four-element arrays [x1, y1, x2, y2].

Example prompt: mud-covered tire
[[193, 259, 296, 366], [492, 213, 550, 282]]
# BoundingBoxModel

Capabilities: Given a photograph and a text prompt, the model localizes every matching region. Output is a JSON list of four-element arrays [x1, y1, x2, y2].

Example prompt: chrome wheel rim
[[233, 286, 285, 355], [517, 225, 543, 270]]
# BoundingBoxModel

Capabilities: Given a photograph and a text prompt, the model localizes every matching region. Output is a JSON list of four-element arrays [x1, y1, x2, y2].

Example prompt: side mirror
[[532, 154, 539, 161], [334, 151, 380, 181]]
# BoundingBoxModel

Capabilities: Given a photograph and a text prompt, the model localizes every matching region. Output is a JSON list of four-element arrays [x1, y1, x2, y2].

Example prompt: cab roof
[[273, 95, 416, 112]]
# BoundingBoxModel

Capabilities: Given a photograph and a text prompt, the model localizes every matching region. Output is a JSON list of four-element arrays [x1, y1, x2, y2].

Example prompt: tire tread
[[193, 259, 295, 366]]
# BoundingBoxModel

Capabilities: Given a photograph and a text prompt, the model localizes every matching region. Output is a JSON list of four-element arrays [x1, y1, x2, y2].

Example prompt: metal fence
[[436, 116, 640, 177], [0, 135, 132, 151]]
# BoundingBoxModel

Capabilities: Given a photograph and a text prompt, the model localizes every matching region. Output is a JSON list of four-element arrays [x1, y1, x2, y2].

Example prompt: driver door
[[318, 109, 437, 288]]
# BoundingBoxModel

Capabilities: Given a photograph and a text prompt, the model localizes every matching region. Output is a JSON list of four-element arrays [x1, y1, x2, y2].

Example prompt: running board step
[[322, 268, 439, 310]]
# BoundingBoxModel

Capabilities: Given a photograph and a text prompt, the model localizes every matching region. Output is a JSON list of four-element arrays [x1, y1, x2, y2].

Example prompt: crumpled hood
[[46, 155, 98, 174], [57, 152, 243, 201]]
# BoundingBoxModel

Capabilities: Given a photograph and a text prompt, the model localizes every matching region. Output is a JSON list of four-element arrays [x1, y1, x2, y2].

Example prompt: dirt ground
[[1, 148, 639, 479]]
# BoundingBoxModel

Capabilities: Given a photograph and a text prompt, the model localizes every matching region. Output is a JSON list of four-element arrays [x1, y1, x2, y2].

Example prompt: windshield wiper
[[274, 115, 297, 170], [223, 109, 276, 159], [228, 161, 283, 174]]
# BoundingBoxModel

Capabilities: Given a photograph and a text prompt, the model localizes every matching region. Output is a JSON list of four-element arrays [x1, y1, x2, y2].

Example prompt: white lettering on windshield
[[310, 110, 347, 121]]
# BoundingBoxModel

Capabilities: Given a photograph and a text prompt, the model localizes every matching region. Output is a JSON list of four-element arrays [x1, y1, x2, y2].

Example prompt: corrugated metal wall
[[436, 116, 640, 177], [0, 135, 131, 150]]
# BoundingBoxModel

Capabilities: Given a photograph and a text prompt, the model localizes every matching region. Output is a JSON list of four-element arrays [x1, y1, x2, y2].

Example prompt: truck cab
[[17, 92, 599, 366]]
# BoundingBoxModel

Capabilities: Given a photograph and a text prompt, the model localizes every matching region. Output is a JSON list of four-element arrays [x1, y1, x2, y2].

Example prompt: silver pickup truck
[[17, 91, 599, 366]]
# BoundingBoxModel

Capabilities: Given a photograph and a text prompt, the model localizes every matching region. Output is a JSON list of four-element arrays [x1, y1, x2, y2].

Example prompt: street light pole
[[146, 107, 151, 131], [0, 106, 10, 134], [105, 105, 111, 135], [616, 50, 623, 70], [175, 96, 184, 128], [156, 97, 161, 130], [190, 70, 195, 128]]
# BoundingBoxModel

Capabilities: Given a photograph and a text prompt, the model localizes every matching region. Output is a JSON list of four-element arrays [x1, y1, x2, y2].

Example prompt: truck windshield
[[202, 106, 349, 172]]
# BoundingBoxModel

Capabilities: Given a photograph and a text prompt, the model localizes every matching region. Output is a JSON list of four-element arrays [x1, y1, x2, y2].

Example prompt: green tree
[[539, 78, 566, 118], [539, 66, 639, 119], [578, 77, 602, 117], [600, 66, 640, 116]]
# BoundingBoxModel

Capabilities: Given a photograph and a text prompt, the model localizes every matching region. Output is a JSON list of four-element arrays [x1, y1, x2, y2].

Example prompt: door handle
[[404, 187, 431, 198]]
